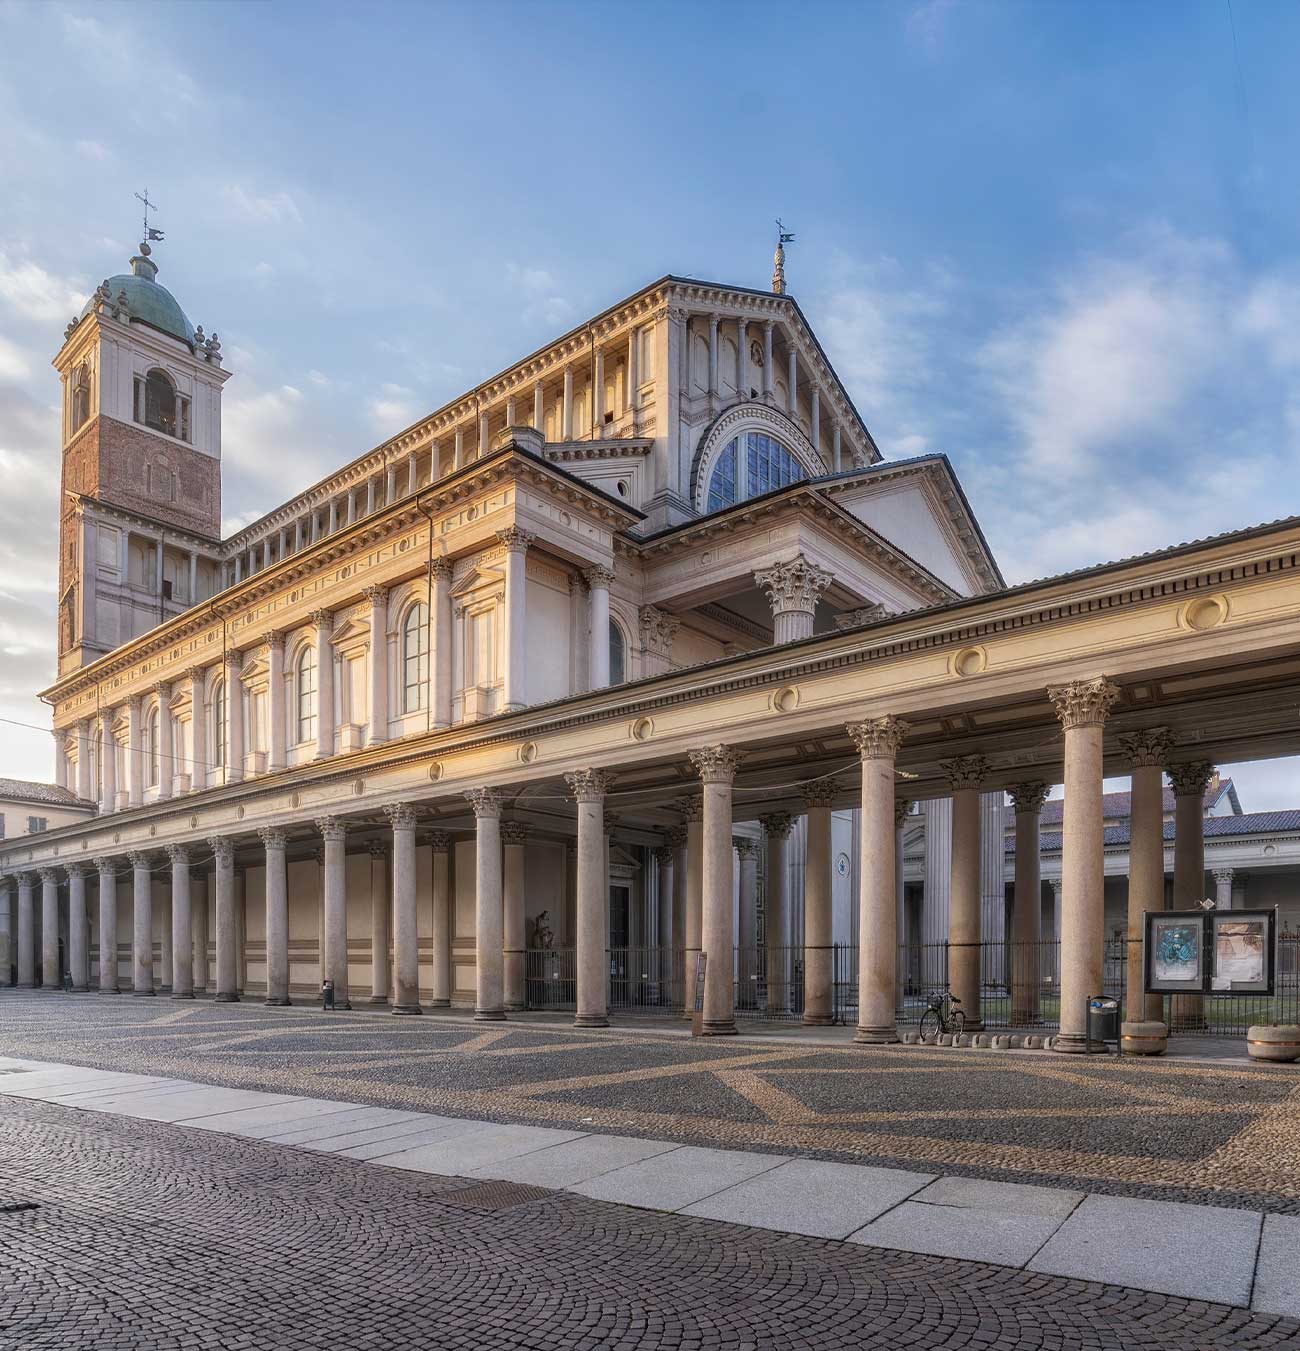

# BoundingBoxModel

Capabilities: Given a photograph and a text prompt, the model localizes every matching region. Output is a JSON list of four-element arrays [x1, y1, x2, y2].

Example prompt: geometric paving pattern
[[3, 991, 1299, 1214], [2, 1094, 1299, 1351]]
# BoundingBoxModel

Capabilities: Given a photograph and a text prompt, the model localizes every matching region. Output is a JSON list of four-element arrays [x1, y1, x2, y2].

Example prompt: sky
[[1, 0, 1298, 806]]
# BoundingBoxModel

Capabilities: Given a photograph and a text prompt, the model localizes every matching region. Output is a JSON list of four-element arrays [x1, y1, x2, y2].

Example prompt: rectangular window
[[96, 525, 120, 569], [0, 813, 5, 839], [27, 816, 47, 834], [180, 397, 191, 443]]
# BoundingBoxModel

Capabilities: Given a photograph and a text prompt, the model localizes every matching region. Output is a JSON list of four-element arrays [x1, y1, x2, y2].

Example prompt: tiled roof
[[1038, 778, 1237, 825], [0, 778, 94, 808], [1016, 809, 1300, 855]]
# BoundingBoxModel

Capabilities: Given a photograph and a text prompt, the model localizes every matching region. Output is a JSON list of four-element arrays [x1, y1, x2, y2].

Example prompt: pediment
[[328, 616, 371, 649], [450, 562, 505, 599]]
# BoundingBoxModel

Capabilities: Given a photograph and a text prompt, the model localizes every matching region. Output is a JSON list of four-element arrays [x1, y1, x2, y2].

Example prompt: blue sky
[[1, 0, 1298, 804]]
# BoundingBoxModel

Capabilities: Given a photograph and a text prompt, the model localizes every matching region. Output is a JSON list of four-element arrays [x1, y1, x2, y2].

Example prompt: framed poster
[[1209, 910, 1276, 995], [1144, 912, 1207, 993]]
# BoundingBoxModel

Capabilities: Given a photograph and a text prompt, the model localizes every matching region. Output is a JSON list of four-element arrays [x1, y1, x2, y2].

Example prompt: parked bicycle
[[918, 990, 965, 1039]]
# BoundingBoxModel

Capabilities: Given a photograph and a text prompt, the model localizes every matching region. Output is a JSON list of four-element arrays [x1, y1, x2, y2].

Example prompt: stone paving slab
[[66, 1086, 298, 1123], [373, 1121, 587, 1174], [1028, 1193, 1265, 1306], [571, 1143, 787, 1212], [1252, 1214, 1300, 1318], [292, 1114, 461, 1152], [682, 1157, 935, 1239], [849, 1176, 1084, 1266], [331, 1121, 477, 1160], [468, 1132, 683, 1188], [177, 1098, 379, 1136], [253, 1106, 434, 1144]]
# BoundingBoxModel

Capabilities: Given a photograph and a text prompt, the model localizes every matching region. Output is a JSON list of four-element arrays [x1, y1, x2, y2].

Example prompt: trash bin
[[1088, 994, 1120, 1045], [321, 979, 335, 1011]]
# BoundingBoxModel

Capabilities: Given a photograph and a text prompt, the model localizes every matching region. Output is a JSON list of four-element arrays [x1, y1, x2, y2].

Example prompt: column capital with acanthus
[[801, 777, 843, 809], [464, 787, 505, 818], [759, 811, 794, 841], [497, 527, 534, 555], [1165, 759, 1215, 798], [846, 716, 908, 761], [165, 844, 189, 865], [688, 745, 742, 785], [894, 798, 914, 829], [753, 554, 832, 618], [942, 754, 990, 792], [565, 768, 611, 804], [315, 816, 345, 843], [583, 563, 615, 590], [383, 803, 417, 831], [1008, 781, 1050, 815], [257, 828, 287, 851], [1118, 726, 1174, 767], [1047, 676, 1121, 730]]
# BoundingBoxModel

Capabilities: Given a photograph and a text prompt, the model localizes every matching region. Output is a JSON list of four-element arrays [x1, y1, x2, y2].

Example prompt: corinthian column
[[465, 788, 505, 1020], [585, 565, 615, 690], [266, 634, 286, 772], [688, 745, 742, 1035], [943, 754, 989, 1031], [498, 529, 533, 712], [754, 554, 832, 645], [679, 798, 703, 1014], [16, 874, 34, 988], [40, 868, 60, 989], [313, 612, 334, 760], [1008, 781, 1049, 1025], [168, 846, 193, 999], [260, 829, 289, 1005], [1166, 758, 1215, 1032], [431, 559, 453, 729], [759, 813, 793, 1015], [67, 864, 88, 992], [848, 716, 908, 1043], [386, 806, 421, 1014], [129, 852, 153, 995], [210, 836, 238, 1002], [429, 831, 451, 1007], [95, 858, 118, 993], [367, 841, 389, 1004], [501, 822, 529, 1011], [317, 816, 350, 1009], [801, 779, 840, 1025], [1119, 727, 1173, 1023], [1049, 676, 1121, 1053], [364, 585, 388, 746], [566, 769, 611, 1028]]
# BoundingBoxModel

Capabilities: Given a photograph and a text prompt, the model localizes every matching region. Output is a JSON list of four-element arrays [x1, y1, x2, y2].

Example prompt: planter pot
[[1247, 1024, 1300, 1064], [1120, 1020, 1168, 1056]]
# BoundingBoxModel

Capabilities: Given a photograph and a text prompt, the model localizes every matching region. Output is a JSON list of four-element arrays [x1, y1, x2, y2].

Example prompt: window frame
[[402, 602, 429, 715], [296, 644, 318, 746], [609, 619, 626, 686], [705, 430, 808, 513]]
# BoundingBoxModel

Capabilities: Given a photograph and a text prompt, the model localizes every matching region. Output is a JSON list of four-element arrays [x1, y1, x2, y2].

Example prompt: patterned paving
[[3, 990, 1299, 1213], [2, 1095, 1298, 1351]]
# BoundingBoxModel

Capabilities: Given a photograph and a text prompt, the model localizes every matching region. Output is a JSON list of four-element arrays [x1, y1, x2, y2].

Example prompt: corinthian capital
[[383, 803, 417, 831], [846, 715, 908, 761], [257, 829, 287, 852], [500, 821, 531, 847], [894, 798, 914, 828], [753, 554, 832, 616], [1008, 781, 1050, 815], [1166, 759, 1215, 799], [638, 605, 681, 654], [688, 745, 742, 785], [464, 787, 504, 818], [497, 527, 534, 555], [759, 812, 794, 841], [315, 816, 345, 843], [206, 836, 234, 864], [801, 777, 843, 810], [583, 564, 615, 590], [1047, 677, 1120, 730], [1118, 726, 1174, 768], [564, 768, 611, 803], [942, 754, 990, 792]]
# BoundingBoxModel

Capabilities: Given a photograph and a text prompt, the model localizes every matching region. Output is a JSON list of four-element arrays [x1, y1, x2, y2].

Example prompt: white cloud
[[0, 336, 31, 382], [368, 382, 421, 431], [223, 185, 304, 226], [0, 253, 85, 323]]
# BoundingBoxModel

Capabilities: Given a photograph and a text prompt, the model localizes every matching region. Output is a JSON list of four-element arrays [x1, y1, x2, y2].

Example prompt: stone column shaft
[[40, 870, 60, 989], [499, 532, 532, 712], [96, 863, 118, 992], [1122, 729, 1173, 1023], [388, 808, 422, 1013], [945, 758, 989, 1031], [261, 831, 289, 1005], [586, 567, 613, 691], [432, 560, 453, 729], [368, 844, 390, 1003], [365, 586, 388, 746], [169, 848, 193, 998], [267, 638, 286, 772], [131, 855, 153, 995], [684, 807, 703, 1013], [1169, 759, 1214, 1032], [191, 876, 208, 993], [502, 826, 528, 1012], [430, 834, 451, 1007], [468, 790, 505, 1020], [1009, 783, 1049, 1024], [803, 797, 835, 1025], [16, 876, 34, 987], [212, 839, 238, 1002], [319, 818, 350, 1009], [224, 659, 244, 784], [761, 816, 792, 1015], [314, 615, 334, 760], [691, 747, 740, 1035]]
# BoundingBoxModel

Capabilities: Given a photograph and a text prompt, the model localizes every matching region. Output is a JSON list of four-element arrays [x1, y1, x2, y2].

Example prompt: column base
[[1051, 1033, 1098, 1054], [264, 996, 291, 1007], [70, 985, 89, 994], [391, 1003, 423, 1016], [98, 987, 120, 995], [573, 1015, 609, 1028], [214, 992, 239, 1003], [428, 999, 450, 1008], [41, 983, 62, 992], [474, 1009, 506, 1021], [701, 1020, 738, 1036], [133, 989, 156, 997], [159, 985, 172, 994], [802, 1013, 834, 1027], [172, 991, 196, 1001], [505, 1001, 525, 1012], [367, 996, 389, 1006], [854, 1026, 900, 1045], [15, 982, 35, 990]]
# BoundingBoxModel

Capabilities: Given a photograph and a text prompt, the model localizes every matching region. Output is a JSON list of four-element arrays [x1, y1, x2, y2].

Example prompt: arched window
[[71, 362, 91, 434], [296, 645, 318, 745], [213, 679, 226, 768], [141, 368, 178, 437], [705, 431, 807, 513], [609, 620, 626, 686], [147, 707, 160, 786], [402, 603, 429, 714]]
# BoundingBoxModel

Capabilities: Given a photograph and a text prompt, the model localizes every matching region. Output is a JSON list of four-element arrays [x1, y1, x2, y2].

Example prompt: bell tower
[[53, 234, 230, 674]]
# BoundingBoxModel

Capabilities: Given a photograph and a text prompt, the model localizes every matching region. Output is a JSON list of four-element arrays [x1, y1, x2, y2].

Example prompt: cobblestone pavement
[[1, 1095, 1297, 1351], [4, 991, 1299, 1214]]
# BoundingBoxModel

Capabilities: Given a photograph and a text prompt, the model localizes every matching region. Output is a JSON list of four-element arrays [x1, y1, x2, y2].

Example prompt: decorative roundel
[[190, 815, 199, 829], [466, 505, 479, 522], [149, 824, 157, 837], [113, 832, 121, 844], [428, 762, 444, 782], [952, 647, 987, 678], [291, 792, 301, 808], [835, 852, 850, 878], [236, 805, 246, 821], [518, 742, 538, 764], [1182, 595, 1227, 631], [772, 686, 799, 713], [353, 779, 365, 796], [631, 717, 653, 742]]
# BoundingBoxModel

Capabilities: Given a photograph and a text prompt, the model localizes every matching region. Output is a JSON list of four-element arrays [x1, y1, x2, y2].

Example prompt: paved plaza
[[3, 994, 1300, 1349]]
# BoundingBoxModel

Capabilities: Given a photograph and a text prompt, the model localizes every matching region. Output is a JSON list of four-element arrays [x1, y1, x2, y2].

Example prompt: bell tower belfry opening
[[53, 222, 231, 675]]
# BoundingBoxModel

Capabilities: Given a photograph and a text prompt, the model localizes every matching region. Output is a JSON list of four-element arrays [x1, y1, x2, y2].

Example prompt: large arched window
[[296, 645, 318, 744], [609, 620, 626, 686], [142, 368, 178, 437], [213, 679, 226, 768], [147, 707, 160, 787], [71, 362, 91, 434], [402, 603, 429, 713], [705, 431, 807, 512]]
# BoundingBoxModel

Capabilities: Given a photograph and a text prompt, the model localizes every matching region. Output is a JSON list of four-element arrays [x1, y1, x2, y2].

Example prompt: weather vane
[[772, 218, 795, 295], [134, 189, 165, 247]]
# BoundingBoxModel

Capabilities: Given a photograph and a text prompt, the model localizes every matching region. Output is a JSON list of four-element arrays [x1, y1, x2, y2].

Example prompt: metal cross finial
[[772, 219, 795, 295], [134, 189, 164, 243], [776, 218, 795, 246]]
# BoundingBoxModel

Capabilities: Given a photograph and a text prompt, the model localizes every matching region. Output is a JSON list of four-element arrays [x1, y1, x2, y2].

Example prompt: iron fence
[[734, 945, 804, 1021]]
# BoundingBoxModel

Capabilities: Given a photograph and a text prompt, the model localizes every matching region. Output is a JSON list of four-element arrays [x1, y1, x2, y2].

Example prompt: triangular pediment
[[328, 616, 371, 649], [449, 562, 505, 599]]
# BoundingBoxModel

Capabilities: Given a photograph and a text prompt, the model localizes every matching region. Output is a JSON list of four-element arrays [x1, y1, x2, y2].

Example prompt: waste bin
[[1088, 994, 1120, 1046]]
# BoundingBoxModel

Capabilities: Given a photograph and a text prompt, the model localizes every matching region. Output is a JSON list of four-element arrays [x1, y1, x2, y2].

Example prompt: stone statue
[[529, 910, 554, 950]]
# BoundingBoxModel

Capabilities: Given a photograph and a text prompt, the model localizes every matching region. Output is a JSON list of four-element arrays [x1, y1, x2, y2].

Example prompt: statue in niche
[[529, 911, 554, 949]]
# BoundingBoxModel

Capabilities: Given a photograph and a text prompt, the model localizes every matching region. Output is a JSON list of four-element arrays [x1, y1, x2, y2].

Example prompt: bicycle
[[918, 991, 965, 1040]]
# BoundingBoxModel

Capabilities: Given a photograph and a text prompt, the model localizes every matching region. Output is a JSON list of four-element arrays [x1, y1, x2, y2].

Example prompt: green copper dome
[[81, 246, 196, 347]]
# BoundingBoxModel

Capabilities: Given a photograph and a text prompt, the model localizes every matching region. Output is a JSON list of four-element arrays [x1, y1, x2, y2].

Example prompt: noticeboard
[[1143, 908, 1277, 996]]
